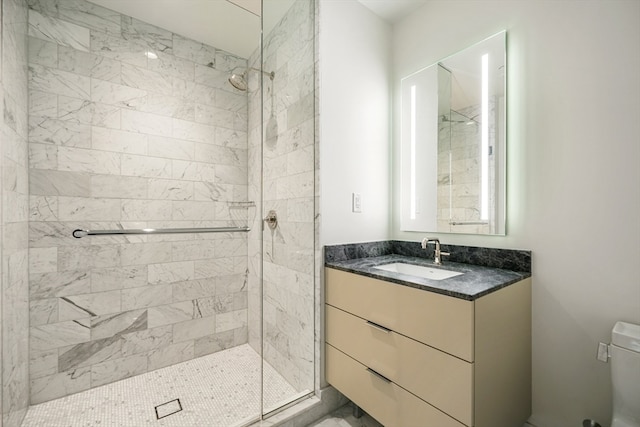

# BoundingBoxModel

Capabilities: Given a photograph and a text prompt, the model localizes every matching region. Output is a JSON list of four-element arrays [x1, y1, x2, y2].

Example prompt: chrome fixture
[[228, 67, 275, 91], [263, 210, 278, 230], [421, 237, 450, 266], [228, 71, 249, 91], [264, 70, 278, 147], [73, 226, 249, 238]]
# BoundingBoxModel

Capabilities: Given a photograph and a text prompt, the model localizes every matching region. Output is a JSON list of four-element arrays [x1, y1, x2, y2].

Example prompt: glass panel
[[24, 1, 263, 425], [260, 0, 316, 416]]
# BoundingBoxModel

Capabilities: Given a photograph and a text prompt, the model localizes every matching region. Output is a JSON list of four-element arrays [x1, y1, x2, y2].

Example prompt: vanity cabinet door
[[326, 344, 466, 427], [325, 268, 474, 361]]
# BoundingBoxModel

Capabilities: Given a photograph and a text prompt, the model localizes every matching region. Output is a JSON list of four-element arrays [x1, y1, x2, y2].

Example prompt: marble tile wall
[[247, 0, 316, 394], [437, 103, 496, 234], [26, 0, 251, 404], [1, 0, 30, 425]]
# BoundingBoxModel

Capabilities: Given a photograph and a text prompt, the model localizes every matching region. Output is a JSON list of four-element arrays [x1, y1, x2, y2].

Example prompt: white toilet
[[610, 321, 640, 427]]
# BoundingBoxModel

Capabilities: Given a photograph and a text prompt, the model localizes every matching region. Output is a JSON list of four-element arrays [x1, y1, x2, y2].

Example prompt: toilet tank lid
[[612, 321, 640, 352]]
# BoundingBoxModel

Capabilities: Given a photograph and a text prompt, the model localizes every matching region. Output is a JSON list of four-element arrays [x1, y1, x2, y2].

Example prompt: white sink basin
[[374, 262, 463, 281]]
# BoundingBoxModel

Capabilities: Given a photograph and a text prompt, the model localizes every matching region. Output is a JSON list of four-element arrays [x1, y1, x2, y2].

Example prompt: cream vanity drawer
[[326, 344, 466, 427], [326, 304, 473, 425], [325, 268, 474, 361]]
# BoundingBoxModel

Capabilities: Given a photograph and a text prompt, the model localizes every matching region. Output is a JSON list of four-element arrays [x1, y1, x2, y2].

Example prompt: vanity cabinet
[[325, 267, 531, 427]]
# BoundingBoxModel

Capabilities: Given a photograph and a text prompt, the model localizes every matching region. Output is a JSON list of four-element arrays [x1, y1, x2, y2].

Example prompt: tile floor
[[307, 406, 537, 427], [306, 404, 383, 427], [22, 344, 302, 427], [22, 343, 534, 427]]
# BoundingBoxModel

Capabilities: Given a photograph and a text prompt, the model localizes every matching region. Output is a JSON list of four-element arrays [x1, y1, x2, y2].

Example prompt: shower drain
[[155, 398, 183, 419]]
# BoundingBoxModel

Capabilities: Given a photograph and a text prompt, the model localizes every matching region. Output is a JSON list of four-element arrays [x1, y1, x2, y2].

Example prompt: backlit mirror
[[399, 31, 506, 235]]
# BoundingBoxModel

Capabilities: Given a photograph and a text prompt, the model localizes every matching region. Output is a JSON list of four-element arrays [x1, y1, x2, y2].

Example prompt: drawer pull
[[366, 320, 392, 333], [366, 367, 392, 383]]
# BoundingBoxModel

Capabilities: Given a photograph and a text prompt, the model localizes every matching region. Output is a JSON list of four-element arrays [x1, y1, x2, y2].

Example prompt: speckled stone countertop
[[325, 241, 531, 301]]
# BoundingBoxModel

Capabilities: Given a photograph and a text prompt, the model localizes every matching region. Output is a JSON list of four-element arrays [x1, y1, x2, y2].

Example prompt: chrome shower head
[[228, 68, 275, 91], [228, 71, 248, 91]]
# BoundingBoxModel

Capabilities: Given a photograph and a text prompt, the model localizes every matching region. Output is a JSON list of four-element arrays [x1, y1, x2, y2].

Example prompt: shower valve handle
[[263, 210, 278, 230]]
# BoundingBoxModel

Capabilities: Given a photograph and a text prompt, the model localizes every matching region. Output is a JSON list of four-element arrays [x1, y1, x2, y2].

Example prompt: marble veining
[[391, 240, 531, 273], [29, 10, 90, 52], [326, 240, 531, 273], [325, 241, 531, 301], [58, 334, 122, 371]]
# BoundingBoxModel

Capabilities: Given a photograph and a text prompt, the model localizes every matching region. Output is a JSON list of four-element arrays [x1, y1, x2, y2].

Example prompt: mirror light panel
[[410, 85, 417, 220], [481, 53, 489, 221]]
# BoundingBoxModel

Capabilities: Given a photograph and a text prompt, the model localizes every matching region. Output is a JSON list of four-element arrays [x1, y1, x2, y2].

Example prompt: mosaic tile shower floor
[[22, 344, 299, 427]]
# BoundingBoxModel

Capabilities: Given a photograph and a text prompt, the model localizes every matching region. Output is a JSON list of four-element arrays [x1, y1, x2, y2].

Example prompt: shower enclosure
[[1, 0, 316, 425]]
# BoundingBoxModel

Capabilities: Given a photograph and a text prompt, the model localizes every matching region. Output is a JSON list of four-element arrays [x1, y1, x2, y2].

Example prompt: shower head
[[228, 71, 248, 91], [228, 67, 275, 91]]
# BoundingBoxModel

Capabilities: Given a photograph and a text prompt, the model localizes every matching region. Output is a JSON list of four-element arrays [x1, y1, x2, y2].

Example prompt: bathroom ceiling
[[86, 0, 292, 59], [357, 0, 428, 23], [86, 0, 425, 58]]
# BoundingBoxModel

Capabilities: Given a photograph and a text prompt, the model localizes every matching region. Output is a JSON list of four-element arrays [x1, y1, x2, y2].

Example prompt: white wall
[[319, 0, 391, 245], [392, 1, 640, 426]]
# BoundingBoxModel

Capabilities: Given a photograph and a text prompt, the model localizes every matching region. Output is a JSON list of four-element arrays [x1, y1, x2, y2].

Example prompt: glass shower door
[[259, 0, 316, 417]]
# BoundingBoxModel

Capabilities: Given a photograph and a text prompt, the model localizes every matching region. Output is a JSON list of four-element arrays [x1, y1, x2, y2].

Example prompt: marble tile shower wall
[[437, 102, 496, 234], [2, 0, 30, 425], [247, 0, 315, 393], [26, 0, 251, 404]]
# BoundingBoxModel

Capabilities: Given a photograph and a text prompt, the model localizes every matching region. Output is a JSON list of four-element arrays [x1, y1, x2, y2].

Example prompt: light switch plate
[[352, 193, 362, 213]]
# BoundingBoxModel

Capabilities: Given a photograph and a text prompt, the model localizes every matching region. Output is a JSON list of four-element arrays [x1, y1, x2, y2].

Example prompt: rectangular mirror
[[400, 31, 506, 235]]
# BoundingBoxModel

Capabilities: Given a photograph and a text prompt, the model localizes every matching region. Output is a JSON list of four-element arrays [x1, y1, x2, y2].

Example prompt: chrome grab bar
[[72, 226, 250, 238]]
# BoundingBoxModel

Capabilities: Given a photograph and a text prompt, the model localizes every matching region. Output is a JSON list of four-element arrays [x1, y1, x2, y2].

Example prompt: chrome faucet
[[421, 238, 450, 266]]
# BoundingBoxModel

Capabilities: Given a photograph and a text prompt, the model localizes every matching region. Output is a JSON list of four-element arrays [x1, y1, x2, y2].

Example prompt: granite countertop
[[325, 254, 531, 301]]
